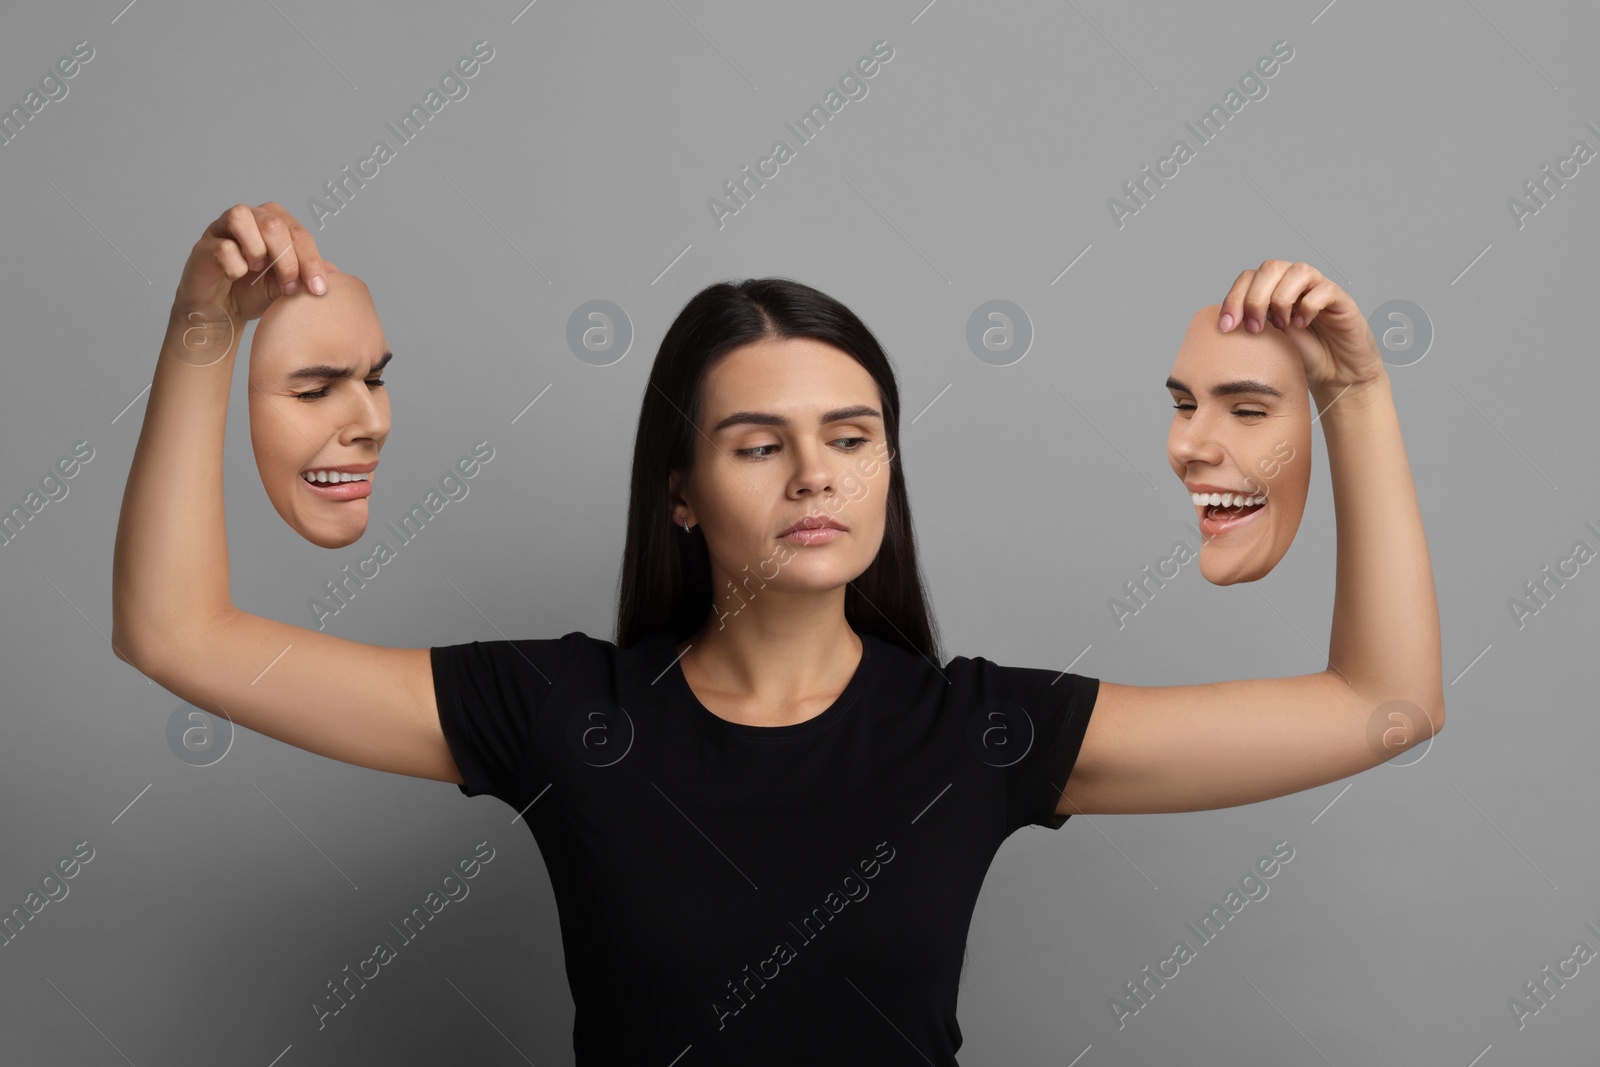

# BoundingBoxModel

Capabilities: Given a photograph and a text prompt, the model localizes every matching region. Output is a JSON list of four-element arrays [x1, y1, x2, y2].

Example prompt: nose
[[1168, 407, 1225, 468], [788, 437, 836, 498], [338, 381, 389, 445]]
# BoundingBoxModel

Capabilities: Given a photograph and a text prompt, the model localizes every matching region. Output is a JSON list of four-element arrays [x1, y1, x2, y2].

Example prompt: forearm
[[1316, 374, 1444, 722], [112, 302, 240, 662]]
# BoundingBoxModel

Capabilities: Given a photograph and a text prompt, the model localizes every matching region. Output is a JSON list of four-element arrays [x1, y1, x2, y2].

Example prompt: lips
[[779, 516, 846, 536], [301, 476, 372, 501]]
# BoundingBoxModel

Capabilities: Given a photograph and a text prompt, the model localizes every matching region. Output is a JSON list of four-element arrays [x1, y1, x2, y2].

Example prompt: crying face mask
[[246, 272, 391, 549]]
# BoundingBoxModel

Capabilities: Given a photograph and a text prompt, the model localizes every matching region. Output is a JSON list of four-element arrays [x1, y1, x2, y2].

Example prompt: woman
[[112, 203, 1444, 1065]]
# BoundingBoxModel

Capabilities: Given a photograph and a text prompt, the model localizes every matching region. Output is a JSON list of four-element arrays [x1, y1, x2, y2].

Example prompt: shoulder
[[939, 644, 1095, 692], [431, 629, 609, 656], [935, 644, 1101, 745], [430, 629, 615, 687]]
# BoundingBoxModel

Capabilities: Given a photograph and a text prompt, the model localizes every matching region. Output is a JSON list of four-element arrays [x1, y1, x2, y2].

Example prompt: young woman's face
[[247, 273, 391, 549], [671, 337, 891, 616], [1166, 304, 1312, 585]]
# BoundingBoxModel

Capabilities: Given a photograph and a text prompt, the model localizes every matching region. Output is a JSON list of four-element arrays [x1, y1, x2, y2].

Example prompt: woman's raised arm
[[1060, 261, 1444, 815], [111, 203, 463, 785]]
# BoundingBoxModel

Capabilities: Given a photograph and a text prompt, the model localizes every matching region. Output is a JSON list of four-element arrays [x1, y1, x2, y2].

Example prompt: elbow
[[113, 607, 234, 681], [110, 592, 145, 667], [111, 606, 204, 675], [1337, 671, 1444, 754], [111, 605, 138, 659], [111, 619, 162, 677], [112, 633, 174, 692], [111, 620, 133, 664], [1412, 688, 1445, 739], [1420, 680, 1446, 735]]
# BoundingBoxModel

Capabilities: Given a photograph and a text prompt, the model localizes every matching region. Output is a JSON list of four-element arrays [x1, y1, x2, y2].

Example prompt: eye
[[736, 444, 780, 459], [1170, 403, 1268, 419], [734, 437, 870, 460], [294, 378, 385, 401]]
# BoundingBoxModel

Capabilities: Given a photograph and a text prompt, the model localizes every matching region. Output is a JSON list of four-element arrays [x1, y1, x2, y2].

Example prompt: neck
[[678, 588, 861, 704]]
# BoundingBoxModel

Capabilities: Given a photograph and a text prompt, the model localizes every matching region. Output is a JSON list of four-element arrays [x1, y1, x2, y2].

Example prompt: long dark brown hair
[[614, 277, 939, 662]]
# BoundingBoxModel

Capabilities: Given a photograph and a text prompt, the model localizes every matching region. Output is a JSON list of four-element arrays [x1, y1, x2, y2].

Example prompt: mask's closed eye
[[1171, 403, 1267, 418], [296, 377, 386, 401]]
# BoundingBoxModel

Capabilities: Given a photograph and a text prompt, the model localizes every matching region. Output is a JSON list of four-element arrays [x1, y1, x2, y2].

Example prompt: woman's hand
[[172, 202, 333, 325], [1216, 260, 1387, 407]]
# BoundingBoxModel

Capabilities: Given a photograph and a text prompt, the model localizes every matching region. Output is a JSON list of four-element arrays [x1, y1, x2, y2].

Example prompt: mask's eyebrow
[[287, 350, 392, 382], [1165, 375, 1283, 399], [711, 404, 883, 434]]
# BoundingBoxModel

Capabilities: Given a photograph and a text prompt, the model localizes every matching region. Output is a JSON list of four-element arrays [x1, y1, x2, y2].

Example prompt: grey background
[[2, 0, 1597, 1063]]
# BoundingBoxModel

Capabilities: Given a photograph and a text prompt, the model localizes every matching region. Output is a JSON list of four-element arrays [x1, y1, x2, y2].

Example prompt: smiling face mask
[[1166, 304, 1313, 585], [246, 272, 391, 549]]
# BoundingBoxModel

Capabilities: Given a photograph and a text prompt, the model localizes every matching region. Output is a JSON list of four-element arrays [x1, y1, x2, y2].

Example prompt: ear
[[666, 470, 691, 523]]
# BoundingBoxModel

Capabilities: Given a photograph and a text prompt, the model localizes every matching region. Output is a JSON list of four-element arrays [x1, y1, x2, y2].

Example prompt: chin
[[306, 528, 365, 550], [1200, 554, 1271, 586], [278, 502, 369, 550]]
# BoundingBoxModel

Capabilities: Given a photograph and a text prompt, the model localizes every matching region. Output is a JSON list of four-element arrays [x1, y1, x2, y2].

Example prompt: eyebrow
[[711, 404, 883, 434], [1165, 375, 1284, 400], [287, 351, 393, 382]]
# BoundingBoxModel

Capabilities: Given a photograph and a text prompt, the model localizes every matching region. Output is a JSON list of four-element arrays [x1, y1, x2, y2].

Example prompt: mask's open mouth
[[1205, 500, 1266, 521]]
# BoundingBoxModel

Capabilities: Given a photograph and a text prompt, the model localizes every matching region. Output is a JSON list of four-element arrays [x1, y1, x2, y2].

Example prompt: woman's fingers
[[1219, 260, 1319, 333], [179, 202, 329, 326], [1238, 260, 1291, 332], [1289, 279, 1339, 328], [289, 217, 329, 294], [259, 202, 328, 295], [172, 208, 254, 313], [214, 204, 269, 276], [1266, 262, 1322, 330], [1219, 262, 1384, 394], [1218, 266, 1268, 331], [255, 209, 302, 294], [213, 236, 251, 282]]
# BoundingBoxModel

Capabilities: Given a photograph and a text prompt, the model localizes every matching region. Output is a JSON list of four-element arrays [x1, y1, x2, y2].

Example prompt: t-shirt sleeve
[[946, 653, 1101, 834], [429, 631, 588, 805]]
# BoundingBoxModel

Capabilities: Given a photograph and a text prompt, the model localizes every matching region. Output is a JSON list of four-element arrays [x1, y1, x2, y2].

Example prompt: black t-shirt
[[430, 628, 1100, 1066]]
